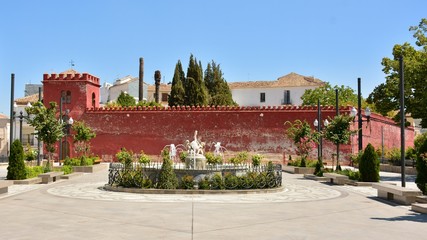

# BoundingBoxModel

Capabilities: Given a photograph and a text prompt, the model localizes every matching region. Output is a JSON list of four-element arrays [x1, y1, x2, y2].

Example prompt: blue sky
[[1, 0, 426, 116]]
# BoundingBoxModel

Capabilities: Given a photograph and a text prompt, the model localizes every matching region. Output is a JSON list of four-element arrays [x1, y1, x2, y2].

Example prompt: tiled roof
[[0, 113, 8, 119], [15, 93, 43, 105], [60, 69, 79, 75], [228, 72, 325, 89], [147, 84, 171, 91]]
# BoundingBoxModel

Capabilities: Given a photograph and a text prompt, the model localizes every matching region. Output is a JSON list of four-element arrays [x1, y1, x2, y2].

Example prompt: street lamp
[[313, 118, 329, 162], [65, 114, 74, 160], [350, 106, 372, 152]]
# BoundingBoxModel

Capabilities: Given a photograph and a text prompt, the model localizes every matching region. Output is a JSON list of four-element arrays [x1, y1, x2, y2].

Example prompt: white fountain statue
[[185, 130, 207, 169]]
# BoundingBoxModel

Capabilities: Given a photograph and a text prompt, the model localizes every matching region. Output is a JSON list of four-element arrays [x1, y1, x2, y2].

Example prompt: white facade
[[100, 75, 148, 104], [229, 72, 324, 107], [231, 86, 318, 107]]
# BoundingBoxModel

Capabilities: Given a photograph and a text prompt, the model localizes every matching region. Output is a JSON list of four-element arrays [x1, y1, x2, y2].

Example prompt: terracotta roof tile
[[15, 93, 43, 105], [229, 72, 325, 89]]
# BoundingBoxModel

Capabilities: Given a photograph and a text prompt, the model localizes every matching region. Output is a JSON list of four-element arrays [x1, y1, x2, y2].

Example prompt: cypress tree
[[204, 60, 234, 106], [157, 150, 178, 189], [185, 55, 208, 106], [359, 143, 380, 182], [416, 137, 427, 194], [7, 139, 26, 180], [168, 61, 186, 106]]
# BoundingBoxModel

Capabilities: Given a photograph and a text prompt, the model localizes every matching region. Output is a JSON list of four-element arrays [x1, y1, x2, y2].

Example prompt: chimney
[[139, 57, 144, 101], [154, 70, 161, 103]]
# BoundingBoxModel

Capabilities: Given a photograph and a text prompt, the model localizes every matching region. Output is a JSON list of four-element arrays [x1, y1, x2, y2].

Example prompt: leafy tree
[[285, 120, 318, 167], [323, 114, 354, 170], [416, 137, 427, 194], [359, 143, 380, 182], [204, 61, 235, 106], [368, 18, 427, 126], [117, 91, 136, 107], [168, 60, 186, 106], [7, 140, 26, 180], [185, 55, 208, 106], [26, 101, 65, 170], [302, 83, 368, 108], [72, 121, 96, 158]]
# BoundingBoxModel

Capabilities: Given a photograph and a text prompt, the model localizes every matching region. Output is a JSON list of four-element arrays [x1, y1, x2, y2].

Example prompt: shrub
[[61, 165, 73, 175], [7, 140, 26, 180], [24, 144, 37, 161], [350, 151, 363, 166], [229, 151, 248, 165], [314, 160, 324, 176], [80, 156, 94, 166], [157, 150, 178, 189], [386, 148, 401, 166], [338, 169, 361, 181], [198, 177, 210, 190], [64, 157, 81, 166], [180, 175, 195, 189], [179, 151, 188, 162], [359, 143, 380, 182], [116, 148, 133, 168], [25, 166, 44, 179], [205, 152, 223, 165], [138, 151, 151, 165], [416, 137, 427, 194], [210, 173, 224, 190], [406, 147, 417, 160], [224, 173, 239, 189], [251, 154, 263, 167]]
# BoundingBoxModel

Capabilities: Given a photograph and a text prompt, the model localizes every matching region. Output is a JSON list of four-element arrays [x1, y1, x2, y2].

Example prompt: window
[[92, 92, 96, 108], [161, 93, 168, 102], [260, 92, 266, 103], [66, 91, 71, 103], [283, 90, 291, 105]]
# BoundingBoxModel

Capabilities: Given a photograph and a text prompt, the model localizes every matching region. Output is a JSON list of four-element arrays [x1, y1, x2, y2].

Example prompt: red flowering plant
[[285, 120, 319, 167]]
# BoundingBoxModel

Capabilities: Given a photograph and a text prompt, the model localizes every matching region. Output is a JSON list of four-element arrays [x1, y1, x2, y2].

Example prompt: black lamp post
[[350, 106, 371, 152]]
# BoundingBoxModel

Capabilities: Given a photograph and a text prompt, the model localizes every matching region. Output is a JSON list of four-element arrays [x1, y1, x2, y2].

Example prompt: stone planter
[[379, 164, 417, 175], [283, 166, 315, 174], [73, 164, 106, 173]]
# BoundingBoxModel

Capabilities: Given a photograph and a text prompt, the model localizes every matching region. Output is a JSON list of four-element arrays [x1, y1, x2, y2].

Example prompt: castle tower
[[42, 69, 101, 120], [42, 69, 100, 159]]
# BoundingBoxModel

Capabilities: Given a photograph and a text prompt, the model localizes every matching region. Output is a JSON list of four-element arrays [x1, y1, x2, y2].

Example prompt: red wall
[[77, 105, 414, 164]]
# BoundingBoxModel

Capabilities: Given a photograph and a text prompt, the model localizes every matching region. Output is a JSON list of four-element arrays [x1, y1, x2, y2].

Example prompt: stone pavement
[[0, 164, 426, 240]]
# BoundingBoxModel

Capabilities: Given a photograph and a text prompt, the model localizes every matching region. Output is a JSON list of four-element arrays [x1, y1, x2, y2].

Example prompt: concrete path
[[0, 164, 426, 240]]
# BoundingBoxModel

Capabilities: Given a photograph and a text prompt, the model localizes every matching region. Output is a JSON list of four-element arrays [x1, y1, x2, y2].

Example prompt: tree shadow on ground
[[371, 213, 427, 223], [380, 175, 416, 182]]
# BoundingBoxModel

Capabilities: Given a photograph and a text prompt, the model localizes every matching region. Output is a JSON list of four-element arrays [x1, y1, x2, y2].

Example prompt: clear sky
[[1, 0, 426, 116]]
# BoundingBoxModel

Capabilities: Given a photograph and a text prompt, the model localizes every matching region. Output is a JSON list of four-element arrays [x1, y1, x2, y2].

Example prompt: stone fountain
[[185, 130, 207, 169]]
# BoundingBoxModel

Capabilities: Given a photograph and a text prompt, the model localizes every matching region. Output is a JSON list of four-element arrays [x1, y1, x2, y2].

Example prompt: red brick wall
[[77, 106, 414, 164]]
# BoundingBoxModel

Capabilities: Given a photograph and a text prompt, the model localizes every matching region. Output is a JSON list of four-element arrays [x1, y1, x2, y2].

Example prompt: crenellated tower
[[42, 69, 100, 120]]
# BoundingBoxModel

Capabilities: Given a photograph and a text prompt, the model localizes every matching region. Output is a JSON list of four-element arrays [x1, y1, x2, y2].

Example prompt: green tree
[[117, 91, 136, 107], [72, 121, 96, 158], [359, 143, 380, 182], [7, 140, 26, 180], [323, 114, 354, 170], [204, 61, 235, 106], [26, 101, 65, 170], [185, 54, 208, 106], [368, 18, 427, 126], [416, 137, 427, 194], [285, 120, 318, 167], [157, 150, 178, 189], [168, 60, 186, 106], [302, 83, 367, 107]]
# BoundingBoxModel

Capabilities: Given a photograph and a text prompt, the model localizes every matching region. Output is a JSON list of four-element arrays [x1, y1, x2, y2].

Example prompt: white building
[[229, 72, 325, 106], [100, 75, 149, 104]]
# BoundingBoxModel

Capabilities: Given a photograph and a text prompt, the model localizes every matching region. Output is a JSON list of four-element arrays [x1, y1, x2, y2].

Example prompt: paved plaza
[[0, 164, 426, 240]]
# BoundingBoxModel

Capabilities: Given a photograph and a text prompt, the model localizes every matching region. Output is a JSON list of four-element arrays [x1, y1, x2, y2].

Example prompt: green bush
[[406, 147, 417, 161], [61, 165, 73, 175], [210, 173, 224, 190], [180, 175, 195, 189], [205, 152, 223, 165], [7, 140, 26, 180], [416, 137, 427, 194], [157, 150, 178, 189], [230, 151, 248, 165], [338, 169, 361, 181], [251, 154, 263, 167], [138, 151, 151, 165], [386, 148, 401, 166], [179, 151, 188, 162], [25, 166, 44, 179], [116, 148, 133, 168], [314, 160, 324, 176], [64, 157, 81, 166], [80, 156, 94, 166], [359, 143, 380, 182], [224, 173, 239, 189], [198, 177, 210, 190], [24, 145, 37, 161]]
